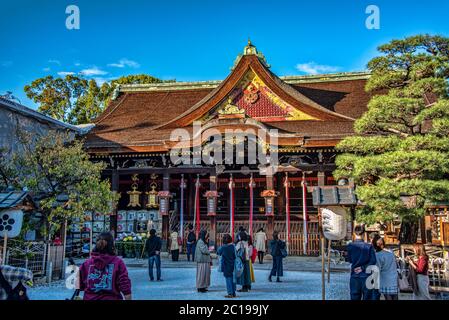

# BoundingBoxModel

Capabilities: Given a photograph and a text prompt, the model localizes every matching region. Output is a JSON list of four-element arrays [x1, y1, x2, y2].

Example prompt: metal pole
[[62, 219, 68, 279], [321, 235, 326, 300], [302, 173, 308, 255], [2, 232, 7, 265], [89, 212, 94, 255], [327, 239, 331, 284]]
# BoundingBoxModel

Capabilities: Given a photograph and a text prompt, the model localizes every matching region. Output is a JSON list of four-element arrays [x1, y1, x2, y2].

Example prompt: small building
[[0, 96, 82, 156]]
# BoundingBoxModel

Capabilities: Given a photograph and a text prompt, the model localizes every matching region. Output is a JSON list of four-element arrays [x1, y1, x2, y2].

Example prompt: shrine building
[[84, 41, 373, 255]]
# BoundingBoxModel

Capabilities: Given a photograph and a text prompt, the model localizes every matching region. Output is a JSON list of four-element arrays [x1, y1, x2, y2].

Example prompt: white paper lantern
[[321, 206, 348, 241]]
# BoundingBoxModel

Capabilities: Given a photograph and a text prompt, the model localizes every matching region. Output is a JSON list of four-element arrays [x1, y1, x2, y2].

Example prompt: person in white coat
[[254, 228, 267, 264], [169, 229, 180, 261]]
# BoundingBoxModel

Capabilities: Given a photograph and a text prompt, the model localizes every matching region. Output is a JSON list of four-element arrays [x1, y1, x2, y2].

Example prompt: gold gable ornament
[[218, 98, 245, 119], [127, 174, 142, 208]]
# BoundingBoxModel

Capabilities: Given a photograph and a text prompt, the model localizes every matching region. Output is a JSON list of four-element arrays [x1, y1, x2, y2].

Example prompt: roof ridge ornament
[[231, 39, 271, 70]]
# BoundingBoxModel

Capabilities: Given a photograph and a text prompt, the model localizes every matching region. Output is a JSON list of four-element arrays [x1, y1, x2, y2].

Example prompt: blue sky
[[1, 0, 448, 108]]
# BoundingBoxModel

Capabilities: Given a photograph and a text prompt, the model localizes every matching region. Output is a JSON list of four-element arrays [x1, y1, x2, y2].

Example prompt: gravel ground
[[29, 267, 351, 300]]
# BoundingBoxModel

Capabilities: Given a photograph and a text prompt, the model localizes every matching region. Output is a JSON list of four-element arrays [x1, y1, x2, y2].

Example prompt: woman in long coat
[[254, 228, 267, 264], [269, 231, 285, 282], [194, 230, 212, 293], [169, 229, 180, 262], [235, 231, 252, 292]]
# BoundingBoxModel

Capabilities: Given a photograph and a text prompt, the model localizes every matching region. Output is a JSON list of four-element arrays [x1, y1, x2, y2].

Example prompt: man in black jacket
[[146, 229, 162, 281], [186, 224, 196, 262]]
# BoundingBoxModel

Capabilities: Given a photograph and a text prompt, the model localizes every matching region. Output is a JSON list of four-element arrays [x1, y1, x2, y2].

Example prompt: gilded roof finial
[[248, 38, 252, 46]]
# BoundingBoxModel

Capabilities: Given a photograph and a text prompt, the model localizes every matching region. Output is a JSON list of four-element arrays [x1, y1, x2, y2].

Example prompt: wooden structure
[[84, 41, 373, 254]]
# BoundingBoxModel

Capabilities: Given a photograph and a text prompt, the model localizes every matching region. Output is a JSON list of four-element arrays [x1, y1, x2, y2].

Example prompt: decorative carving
[[218, 98, 245, 116], [243, 84, 259, 104]]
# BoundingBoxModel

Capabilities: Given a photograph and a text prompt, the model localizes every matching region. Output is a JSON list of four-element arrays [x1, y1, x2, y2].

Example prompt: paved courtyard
[[29, 266, 351, 300]]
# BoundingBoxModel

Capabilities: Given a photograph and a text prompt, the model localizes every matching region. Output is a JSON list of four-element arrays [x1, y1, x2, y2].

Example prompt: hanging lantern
[[146, 183, 159, 209], [158, 191, 172, 216], [127, 174, 141, 208], [261, 189, 277, 217], [146, 174, 159, 209], [205, 191, 219, 216], [320, 206, 348, 241]]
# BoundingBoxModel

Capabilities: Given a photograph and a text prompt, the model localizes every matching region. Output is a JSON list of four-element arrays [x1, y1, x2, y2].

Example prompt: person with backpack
[[0, 256, 33, 300], [195, 230, 212, 293], [146, 229, 162, 281], [217, 233, 237, 298], [346, 225, 377, 300], [79, 232, 132, 300], [269, 231, 286, 282], [235, 231, 252, 292], [186, 224, 196, 262]]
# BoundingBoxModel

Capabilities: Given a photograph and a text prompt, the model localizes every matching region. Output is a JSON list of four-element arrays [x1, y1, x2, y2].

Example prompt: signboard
[[321, 206, 348, 241], [0, 209, 24, 238]]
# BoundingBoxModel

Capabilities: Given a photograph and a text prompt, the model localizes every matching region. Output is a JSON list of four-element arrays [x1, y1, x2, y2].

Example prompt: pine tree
[[334, 35, 449, 243]]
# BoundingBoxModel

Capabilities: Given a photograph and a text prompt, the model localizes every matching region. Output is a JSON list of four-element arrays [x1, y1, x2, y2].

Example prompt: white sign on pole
[[0, 209, 24, 238], [321, 206, 348, 241]]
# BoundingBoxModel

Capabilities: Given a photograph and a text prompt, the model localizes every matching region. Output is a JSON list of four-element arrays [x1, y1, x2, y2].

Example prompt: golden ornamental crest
[[218, 97, 245, 116]]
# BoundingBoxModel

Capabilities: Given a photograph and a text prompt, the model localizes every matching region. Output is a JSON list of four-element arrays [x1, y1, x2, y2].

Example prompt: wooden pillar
[[110, 170, 119, 238], [187, 174, 194, 221], [266, 174, 275, 238], [277, 174, 285, 216], [209, 173, 217, 250], [317, 171, 325, 187], [161, 172, 170, 251]]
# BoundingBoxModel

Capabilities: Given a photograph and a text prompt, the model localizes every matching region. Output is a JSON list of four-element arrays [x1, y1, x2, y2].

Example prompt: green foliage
[[24, 74, 163, 125], [335, 34, 449, 224], [8, 131, 119, 236]]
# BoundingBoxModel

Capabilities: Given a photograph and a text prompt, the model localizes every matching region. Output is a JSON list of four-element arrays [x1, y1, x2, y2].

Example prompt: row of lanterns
[[126, 174, 279, 219]]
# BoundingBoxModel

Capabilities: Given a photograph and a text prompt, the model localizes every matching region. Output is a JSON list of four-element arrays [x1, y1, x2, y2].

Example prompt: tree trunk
[[398, 219, 420, 244]]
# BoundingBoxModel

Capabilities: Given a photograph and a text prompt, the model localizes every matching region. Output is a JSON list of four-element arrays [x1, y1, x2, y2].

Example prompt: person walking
[[78, 232, 132, 300], [195, 230, 212, 293], [254, 228, 267, 264], [268, 231, 286, 283], [346, 225, 377, 300], [0, 256, 33, 300], [372, 235, 399, 300], [217, 234, 237, 298], [146, 229, 162, 282], [408, 244, 431, 300], [186, 224, 197, 262], [169, 228, 180, 262], [235, 231, 252, 292]]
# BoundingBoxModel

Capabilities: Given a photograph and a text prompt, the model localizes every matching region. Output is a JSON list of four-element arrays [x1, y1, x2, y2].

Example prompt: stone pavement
[[75, 254, 350, 273]]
